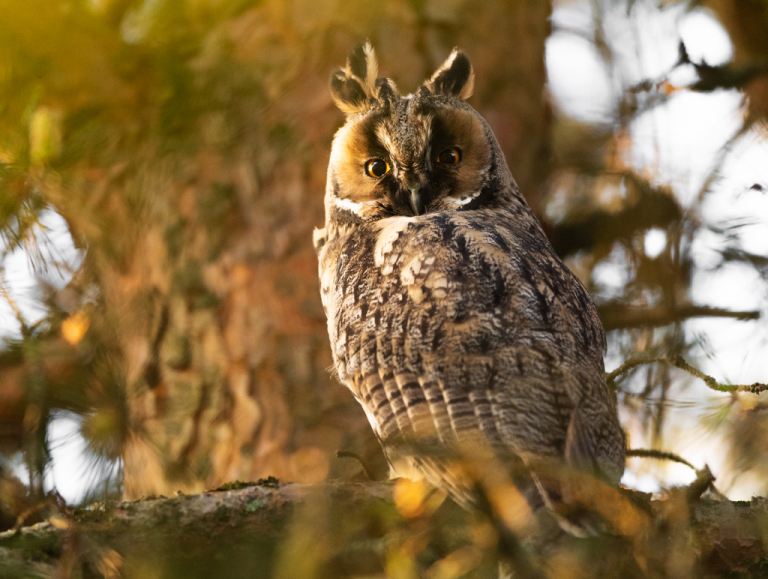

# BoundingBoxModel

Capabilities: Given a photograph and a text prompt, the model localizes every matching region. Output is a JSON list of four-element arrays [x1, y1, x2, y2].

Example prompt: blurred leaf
[[29, 107, 62, 165], [61, 311, 89, 345]]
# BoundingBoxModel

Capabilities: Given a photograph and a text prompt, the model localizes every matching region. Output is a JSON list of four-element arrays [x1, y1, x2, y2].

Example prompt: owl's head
[[325, 43, 521, 224]]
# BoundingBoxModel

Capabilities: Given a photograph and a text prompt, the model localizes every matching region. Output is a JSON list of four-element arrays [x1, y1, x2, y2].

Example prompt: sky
[[549, 0, 768, 498], [2, 0, 767, 503]]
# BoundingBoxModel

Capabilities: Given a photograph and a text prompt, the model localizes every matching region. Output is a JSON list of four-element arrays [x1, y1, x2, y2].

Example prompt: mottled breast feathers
[[315, 43, 625, 507]]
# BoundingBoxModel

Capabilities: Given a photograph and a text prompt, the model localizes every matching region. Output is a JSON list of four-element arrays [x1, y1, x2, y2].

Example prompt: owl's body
[[315, 44, 624, 507]]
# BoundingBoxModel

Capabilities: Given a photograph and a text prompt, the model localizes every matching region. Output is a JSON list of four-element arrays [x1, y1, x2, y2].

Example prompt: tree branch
[[1, 482, 768, 578], [607, 354, 768, 394], [598, 303, 760, 331]]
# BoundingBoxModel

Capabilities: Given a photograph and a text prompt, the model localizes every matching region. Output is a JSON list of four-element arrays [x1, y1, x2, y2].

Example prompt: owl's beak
[[409, 186, 425, 216]]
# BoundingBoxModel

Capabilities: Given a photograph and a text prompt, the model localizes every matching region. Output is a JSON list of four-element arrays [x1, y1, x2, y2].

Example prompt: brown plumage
[[315, 43, 625, 509]]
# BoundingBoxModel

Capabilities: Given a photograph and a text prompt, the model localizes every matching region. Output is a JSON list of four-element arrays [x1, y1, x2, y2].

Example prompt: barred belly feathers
[[314, 43, 625, 510]]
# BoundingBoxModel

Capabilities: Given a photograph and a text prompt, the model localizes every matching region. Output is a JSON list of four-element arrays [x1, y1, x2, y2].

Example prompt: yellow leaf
[[29, 106, 62, 165], [97, 548, 123, 579], [426, 546, 482, 579], [48, 516, 70, 530], [393, 477, 428, 518], [485, 481, 531, 533], [62, 311, 90, 345], [386, 548, 420, 579]]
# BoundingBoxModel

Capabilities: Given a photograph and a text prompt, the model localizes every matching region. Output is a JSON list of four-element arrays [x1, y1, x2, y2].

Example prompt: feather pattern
[[317, 45, 625, 508]]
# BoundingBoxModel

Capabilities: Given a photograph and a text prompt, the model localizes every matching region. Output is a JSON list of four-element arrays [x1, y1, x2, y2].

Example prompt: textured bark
[[1, 483, 767, 579]]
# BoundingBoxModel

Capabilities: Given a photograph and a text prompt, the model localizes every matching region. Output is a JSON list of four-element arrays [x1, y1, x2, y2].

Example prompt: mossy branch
[[1, 482, 768, 579], [606, 354, 768, 394]]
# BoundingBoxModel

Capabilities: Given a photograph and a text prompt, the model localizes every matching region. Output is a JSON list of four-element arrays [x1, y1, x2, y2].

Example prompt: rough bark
[[1, 482, 767, 579]]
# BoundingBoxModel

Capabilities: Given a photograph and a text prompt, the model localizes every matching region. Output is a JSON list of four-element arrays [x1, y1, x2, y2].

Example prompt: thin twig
[[606, 354, 768, 394], [626, 448, 695, 470], [627, 449, 728, 499], [336, 450, 376, 481], [606, 356, 667, 385]]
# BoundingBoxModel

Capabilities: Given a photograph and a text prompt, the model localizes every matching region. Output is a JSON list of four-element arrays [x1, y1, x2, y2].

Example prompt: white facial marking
[[444, 191, 482, 207], [442, 163, 491, 207], [332, 197, 378, 214]]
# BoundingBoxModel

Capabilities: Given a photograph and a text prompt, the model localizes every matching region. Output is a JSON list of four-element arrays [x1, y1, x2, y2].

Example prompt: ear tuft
[[375, 77, 399, 102], [424, 49, 474, 100], [330, 69, 368, 114], [330, 41, 383, 114], [348, 42, 378, 93]]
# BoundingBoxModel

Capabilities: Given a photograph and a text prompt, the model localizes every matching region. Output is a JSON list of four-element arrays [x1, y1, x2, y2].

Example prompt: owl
[[314, 43, 625, 512]]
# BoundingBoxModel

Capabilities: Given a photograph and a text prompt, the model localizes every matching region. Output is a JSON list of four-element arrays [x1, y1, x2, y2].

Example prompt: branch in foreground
[[627, 449, 730, 500], [598, 303, 759, 331], [606, 354, 768, 394], [1, 482, 768, 578]]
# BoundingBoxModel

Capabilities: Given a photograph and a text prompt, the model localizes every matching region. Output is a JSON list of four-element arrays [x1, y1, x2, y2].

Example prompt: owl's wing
[[565, 406, 598, 470], [323, 211, 624, 506], [564, 402, 625, 484]]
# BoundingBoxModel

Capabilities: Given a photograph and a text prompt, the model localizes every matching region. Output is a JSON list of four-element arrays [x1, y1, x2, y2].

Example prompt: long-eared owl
[[314, 43, 625, 508]]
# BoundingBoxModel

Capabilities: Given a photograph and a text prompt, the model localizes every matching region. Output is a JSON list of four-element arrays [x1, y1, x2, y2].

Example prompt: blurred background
[[0, 0, 766, 527]]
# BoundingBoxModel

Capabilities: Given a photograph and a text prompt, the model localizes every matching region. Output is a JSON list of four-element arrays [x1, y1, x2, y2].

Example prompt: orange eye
[[365, 159, 390, 178], [436, 147, 461, 164]]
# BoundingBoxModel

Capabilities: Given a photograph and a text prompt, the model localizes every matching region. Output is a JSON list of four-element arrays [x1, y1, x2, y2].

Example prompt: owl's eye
[[365, 159, 390, 178], [436, 147, 462, 164]]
